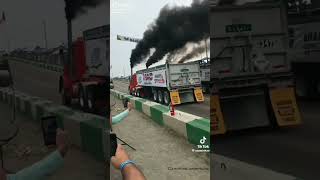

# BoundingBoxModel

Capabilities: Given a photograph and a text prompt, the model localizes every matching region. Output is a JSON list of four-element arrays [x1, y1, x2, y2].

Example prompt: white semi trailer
[[129, 61, 204, 105], [210, 1, 302, 135]]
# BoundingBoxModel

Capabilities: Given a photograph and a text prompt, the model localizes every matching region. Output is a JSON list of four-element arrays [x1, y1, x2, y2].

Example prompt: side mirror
[[110, 133, 117, 158]]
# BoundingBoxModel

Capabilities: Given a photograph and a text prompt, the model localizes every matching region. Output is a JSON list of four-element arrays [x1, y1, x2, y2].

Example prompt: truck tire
[[62, 89, 71, 106], [163, 90, 170, 105], [79, 86, 88, 111], [158, 90, 164, 104], [137, 89, 140, 97], [153, 90, 158, 102], [87, 86, 96, 113]]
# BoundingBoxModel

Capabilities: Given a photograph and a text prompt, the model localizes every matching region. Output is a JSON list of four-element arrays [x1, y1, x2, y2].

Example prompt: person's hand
[[56, 128, 69, 157], [0, 168, 6, 180], [111, 144, 130, 169], [127, 102, 133, 111]]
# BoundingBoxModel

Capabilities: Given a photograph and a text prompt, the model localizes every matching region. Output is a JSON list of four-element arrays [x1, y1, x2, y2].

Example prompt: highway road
[[214, 100, 320, 180], [8, 60, 62, 104], [112, 79, 210, 119], [110, 95, 210, 180]]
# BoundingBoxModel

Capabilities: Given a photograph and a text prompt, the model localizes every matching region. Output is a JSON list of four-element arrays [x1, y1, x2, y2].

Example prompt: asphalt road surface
[[7, 59, 108, 116], [213, 100, 320, 180], [110, 95, 210, 180], [8, 60, 61, 104], [112, 79, 210, 119], [0, 102, 105, 179]]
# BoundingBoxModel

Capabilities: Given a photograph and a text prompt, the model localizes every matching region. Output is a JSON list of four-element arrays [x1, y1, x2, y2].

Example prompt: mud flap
[[170, 91, 181, 105], [194, 87, 205, 102], [269, 87, 302, 126], [211, 95, 227, 135]]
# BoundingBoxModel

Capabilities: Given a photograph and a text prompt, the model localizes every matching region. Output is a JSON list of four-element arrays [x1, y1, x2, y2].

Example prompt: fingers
[[57, 128, 68, 135]]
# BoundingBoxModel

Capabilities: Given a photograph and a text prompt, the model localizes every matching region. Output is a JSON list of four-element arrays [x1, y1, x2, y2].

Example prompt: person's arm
[[111, 144, 146, 180], [7, 150, 64, 180], [121, 164, 146, 180], [112, 109, 129, 125], [6, 129, 68, 180], [112, 102, 133, 125]]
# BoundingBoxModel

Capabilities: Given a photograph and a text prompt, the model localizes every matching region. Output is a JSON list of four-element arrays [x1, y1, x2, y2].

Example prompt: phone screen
[[41, 116, 58, 146], [110, 133, 117, 157]]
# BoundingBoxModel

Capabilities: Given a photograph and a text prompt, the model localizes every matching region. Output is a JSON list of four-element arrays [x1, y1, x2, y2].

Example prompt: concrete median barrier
[[0, 87, 108, 162], [111, 89, 210, 146]]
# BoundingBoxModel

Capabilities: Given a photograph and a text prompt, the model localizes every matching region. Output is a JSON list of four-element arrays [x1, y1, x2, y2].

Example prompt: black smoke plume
[[178, 41, 208, 63], [64, 0, 106, 20], [130, 0, 209, 68]]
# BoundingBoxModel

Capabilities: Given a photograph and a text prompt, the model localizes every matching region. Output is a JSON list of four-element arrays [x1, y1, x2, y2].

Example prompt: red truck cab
[[129, 74, 143, 97]]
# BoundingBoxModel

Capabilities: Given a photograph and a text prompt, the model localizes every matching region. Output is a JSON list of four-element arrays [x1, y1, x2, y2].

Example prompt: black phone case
[[110, 133, 117, 157], [41, 116, 58, 146]]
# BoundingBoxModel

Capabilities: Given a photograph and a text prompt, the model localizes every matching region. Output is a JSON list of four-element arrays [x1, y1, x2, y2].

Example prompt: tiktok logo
[[200, 136, 206, 144]]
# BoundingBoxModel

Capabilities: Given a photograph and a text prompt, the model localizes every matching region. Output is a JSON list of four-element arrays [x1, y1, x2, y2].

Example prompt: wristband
[[120, 160, 135, 171]]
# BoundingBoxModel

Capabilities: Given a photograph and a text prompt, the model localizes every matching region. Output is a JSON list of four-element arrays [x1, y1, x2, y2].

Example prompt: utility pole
[[65, 0, 73, 80], [42, 20, 48, 49]]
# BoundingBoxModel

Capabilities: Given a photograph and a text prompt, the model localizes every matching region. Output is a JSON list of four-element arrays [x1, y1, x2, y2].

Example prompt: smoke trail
[[130, 0, 209, 68], [64, 0, 106, 20], [178, 42, 207, 63]]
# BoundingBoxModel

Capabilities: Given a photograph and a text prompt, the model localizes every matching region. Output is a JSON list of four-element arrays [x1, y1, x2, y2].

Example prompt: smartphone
[[110, 133, 118, 157], [123, 98, 129, 108], [41, 116, 58, 146]]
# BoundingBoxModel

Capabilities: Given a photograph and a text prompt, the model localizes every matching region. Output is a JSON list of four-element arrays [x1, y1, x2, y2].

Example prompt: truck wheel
[[202, 87, 207, 94], [153, 90, 158, 102], [62, 89, 71, 106], [79, 86, 88, 111], [87, 86, 96, 113], [158, 90, 164, 104], [317, 80, 320, 95], [163, 91, 170, 105], [137, 89, 140, 97]]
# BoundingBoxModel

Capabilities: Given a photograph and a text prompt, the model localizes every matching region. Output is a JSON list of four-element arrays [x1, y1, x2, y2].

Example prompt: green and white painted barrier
[[0, 87, 107, 162], [111, 89, 210, 146]]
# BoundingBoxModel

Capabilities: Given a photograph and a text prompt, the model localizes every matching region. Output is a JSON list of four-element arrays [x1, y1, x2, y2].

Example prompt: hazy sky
[[0, 0, 109, 50], [110, 0, 266, 77], [110, 0, 194, 77]]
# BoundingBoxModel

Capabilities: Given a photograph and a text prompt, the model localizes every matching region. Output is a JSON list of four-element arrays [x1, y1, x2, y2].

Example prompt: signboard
[[170, 91, 181, 105], [137, 69, 167, 87], [194, 88, 204, 102], [226, 24, 252, 33], [117, 35, 140, 43]]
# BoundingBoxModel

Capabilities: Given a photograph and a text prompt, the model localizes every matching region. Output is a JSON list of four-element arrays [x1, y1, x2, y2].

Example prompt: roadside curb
[[0, 87, 107, 162], [111, 89, 210, 146], [212, 154, 301, 180]]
